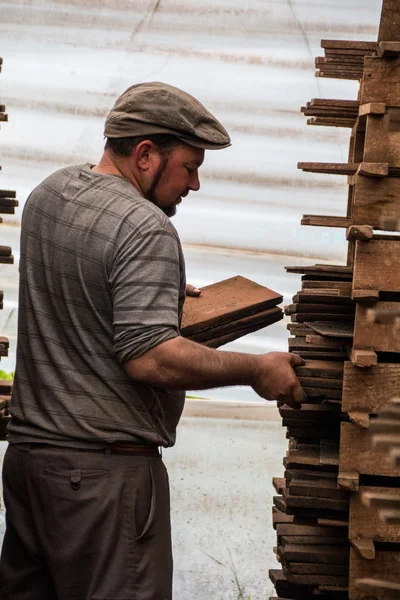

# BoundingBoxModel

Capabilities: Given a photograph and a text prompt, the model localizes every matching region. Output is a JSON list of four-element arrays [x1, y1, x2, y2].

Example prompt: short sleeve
[[109, 222, 183, 364]]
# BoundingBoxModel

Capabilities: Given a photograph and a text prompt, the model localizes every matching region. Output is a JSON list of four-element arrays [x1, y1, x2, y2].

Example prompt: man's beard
[[146, 156, 177, 218]]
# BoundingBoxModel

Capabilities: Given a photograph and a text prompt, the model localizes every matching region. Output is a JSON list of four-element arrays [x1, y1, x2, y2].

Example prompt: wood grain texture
[[353, 302, 400, 352], [181, 275, 282, 335], [353, 240, 400, 292], [339, 422, 400, 481], [361, 56, 400, 105], [352, 174, 400, 227], [350, 486, 400, 544], [342, 362, 400, 415], [350, 549, 400, 600]]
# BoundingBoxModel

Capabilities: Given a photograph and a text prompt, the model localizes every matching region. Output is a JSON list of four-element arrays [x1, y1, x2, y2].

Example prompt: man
[[0, 82, 305, 600]]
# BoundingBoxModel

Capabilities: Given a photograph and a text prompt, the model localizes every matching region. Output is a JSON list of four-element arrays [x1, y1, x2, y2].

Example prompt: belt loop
[[70, 469, 81, 490], [104, 447, 111, 458]]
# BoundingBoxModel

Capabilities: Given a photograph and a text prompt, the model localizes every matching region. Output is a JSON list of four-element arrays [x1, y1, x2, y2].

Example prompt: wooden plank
[[310, 98, 359, 108], [201, 311, 282, 348], [355, 579, 400, 599], [346, 225, 373, 241], [378, 41, 400, 57], [278, 543, 349, 564], [339, 422, 400, 490], [297, 376, 343, 390], [288, 480, 349, 501], [350, 486, 400, 544], [298, 162, 357, 175], [361, 57, 400, 105], [353, 239, 400, 293], [286, 264, 352, 276], [352, 175, 400, 228], [351, 349, 378, 368], [305, 335, 351, 347], [276, 523, 346, 537], [378, 0, 400, 43], [342, 362, 400, 416], [189, 306, 282, 342], [350, 549, 400, 599], [285, 304, 354, 315], [357, 162, 388, 178], [291, 314, 354, 324], [321, 40, 376, 51], [359, 103, 386, 116], [301, 216, 351, 228], [353, 302, 400, 352], [301, 280, 353, 292], [181, 276, 282, 336], [295, 360, 344, 379], [306, 321, 353, 338], [289, 338, 346, 353]]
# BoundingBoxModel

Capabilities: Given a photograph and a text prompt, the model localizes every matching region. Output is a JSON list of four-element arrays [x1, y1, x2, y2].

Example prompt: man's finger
[[292, 383, 307, 404], [186, 284, 201, 297], [289, 353, 306, 367]]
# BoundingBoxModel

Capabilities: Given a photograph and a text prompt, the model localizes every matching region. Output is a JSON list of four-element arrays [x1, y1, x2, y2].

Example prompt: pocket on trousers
[[132, 460, 156, 541]]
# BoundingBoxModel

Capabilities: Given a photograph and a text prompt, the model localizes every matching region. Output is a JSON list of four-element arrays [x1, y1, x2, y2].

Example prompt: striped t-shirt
[[8, 164, 186, 447]]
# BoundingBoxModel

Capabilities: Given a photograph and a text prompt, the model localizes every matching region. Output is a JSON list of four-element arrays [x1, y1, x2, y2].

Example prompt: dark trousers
[[0, 443, 173, 600]]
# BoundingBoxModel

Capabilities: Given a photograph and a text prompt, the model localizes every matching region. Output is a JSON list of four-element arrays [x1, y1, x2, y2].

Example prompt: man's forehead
[[175, 144, 205, 164]]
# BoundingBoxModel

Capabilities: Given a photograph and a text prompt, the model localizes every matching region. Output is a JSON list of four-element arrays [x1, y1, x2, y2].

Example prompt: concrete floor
[[0, 403, 287, 600]]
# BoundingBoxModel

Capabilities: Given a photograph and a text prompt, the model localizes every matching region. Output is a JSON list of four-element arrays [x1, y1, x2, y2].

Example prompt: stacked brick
[[270, 1, 400, 598], [0, 58, 18, 440]]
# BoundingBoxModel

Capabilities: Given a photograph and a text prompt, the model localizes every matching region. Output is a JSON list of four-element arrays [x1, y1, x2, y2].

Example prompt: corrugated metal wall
[[0, 0, 381, 379]]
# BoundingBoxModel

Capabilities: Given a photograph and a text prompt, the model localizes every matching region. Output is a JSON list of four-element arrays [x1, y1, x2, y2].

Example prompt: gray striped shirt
[[8, 164, 186, 447]]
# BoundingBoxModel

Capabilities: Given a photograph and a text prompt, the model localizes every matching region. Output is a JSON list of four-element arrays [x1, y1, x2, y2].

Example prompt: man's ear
[[135, 140, 157, 172]]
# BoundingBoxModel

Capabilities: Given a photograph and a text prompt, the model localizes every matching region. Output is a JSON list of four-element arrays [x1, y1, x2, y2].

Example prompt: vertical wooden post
[[378, 0, 400, 43]]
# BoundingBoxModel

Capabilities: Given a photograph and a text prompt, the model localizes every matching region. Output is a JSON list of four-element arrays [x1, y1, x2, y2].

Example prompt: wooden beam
[[378, 0, 400, 43]]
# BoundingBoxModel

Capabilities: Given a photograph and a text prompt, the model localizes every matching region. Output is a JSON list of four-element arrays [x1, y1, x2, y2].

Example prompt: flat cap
[[104, 82, 231, 150]]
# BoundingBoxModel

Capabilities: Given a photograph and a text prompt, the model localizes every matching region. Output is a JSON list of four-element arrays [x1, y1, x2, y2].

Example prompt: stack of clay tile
[[0, 58, 17, 440], [270, 1, 400, 598], [181, 275, 283, 348]]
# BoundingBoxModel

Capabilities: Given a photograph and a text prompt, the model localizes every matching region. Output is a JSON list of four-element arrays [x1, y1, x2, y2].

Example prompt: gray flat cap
[[104, 82, 231, 150]]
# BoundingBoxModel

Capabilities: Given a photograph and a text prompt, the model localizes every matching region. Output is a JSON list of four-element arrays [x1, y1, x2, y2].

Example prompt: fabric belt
[[20, 442, 161, 458]]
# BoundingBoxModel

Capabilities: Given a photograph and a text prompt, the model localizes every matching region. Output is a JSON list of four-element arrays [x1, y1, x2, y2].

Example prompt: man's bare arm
[[124, 336, 306, 409]]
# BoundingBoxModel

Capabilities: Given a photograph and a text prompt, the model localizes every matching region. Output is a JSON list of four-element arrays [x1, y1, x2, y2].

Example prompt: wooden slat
[[306, 321, 354, 338], [301, 215, 351, 228], [295, 360, 344, 379], [353, 302, 400, 353], [350, 486, 400, 544], [353, 239, 400, 292], [342, 362, 400, 416], [339, 422, 400, 490], [378, 0, 400, 43], [361, 56, 400, 105], [350, 549, 400, 600], [181, 276, 282, 336]]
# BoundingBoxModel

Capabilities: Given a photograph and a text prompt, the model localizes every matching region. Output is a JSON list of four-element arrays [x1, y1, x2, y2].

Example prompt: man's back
[[8, 163, 186, 448]]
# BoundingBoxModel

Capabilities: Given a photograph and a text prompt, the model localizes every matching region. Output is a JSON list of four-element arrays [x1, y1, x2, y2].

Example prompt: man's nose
[[189, 171, 200, 192]]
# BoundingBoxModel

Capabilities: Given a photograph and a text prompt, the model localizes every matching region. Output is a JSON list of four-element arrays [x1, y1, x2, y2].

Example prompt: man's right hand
[[251, 352, 307, 409]]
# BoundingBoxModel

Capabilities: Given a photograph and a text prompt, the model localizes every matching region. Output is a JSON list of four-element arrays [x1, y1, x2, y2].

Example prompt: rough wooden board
[[342, 362, 400, 415], [276, 523, 346, 537], [353, 302, 400, 352], [378, 0, 400, 43], [301, 387, 342, 400], [292, 350, 348, 361], [301, 215, 351, 228], [289, 338, 345, 353], [297, 376, 343, 390], [288, 480, 349, 501], [286, 304, 355, 315], [280, 535, 349, 546], [201, 310, 282, 348], [189, 306, 282, 342], [350, 486, 400, 544], [295, 360, 344, 379], [285, 468, 339, 483], [292, 314, 354, 324], [298, 162, 357, 175], [278, 543, 349, 564], [355, 578, 400, 599], [349, 548, 400, 600], [306, 321, 354, 338], [283, 561, 349, 576], [293, 293, 353, 305], [286, 264, 352, 276], [321, 40, 376, 51], [352, 175, 400, 228], [305, 335, 351, 347], [353, 240, 400, 292], [339, 422, 400, 485], [346, 225, 373, 241], [272, 506, 295, 528], [301, 280, 353, 292], [361, 57, 400, 105], [280, 403, 341, 418], [287, 323, 314, 336], [181, 275, 282, 336], [281, 568, 349, 587], [378, 41, 400, 57], [351, 349, 378, 368]]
